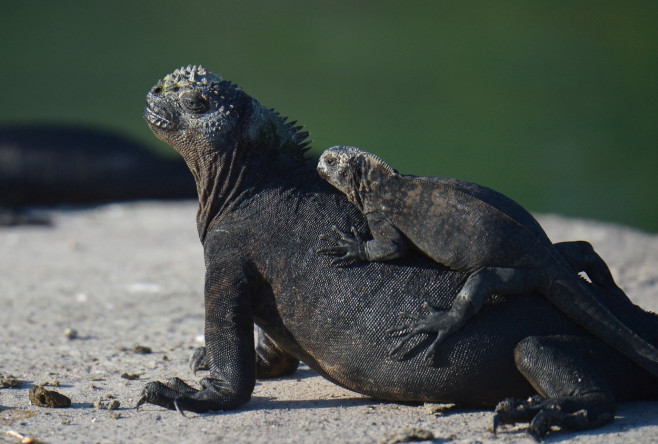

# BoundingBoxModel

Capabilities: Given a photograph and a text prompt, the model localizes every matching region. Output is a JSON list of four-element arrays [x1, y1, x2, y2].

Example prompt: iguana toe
[[189, 347, 208, 375]]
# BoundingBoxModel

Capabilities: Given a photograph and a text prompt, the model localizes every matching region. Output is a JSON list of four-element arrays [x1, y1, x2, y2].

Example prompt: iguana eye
[[325, 158, 336, 166], [181, 92, 209, 113]]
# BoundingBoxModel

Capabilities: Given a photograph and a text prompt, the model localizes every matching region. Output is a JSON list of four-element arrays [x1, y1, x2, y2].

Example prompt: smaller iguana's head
[[144, 65, 250, 159], [317, 145, 396, 211]]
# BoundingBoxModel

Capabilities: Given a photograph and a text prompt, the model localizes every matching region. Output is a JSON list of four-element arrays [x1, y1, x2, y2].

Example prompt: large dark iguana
[[138, 65, 658, 439], [0, 125, 195, 225], [316, 145, 658, 371]]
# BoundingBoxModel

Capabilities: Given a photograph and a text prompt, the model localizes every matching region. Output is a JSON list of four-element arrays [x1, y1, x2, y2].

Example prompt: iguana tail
[[550, 273, 658, 378]]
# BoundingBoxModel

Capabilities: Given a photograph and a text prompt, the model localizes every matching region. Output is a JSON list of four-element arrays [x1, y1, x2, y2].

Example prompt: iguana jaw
[[144, 101, 179, 133]]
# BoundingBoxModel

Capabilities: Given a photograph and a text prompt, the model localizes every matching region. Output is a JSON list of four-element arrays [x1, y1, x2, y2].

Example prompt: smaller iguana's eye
[[181, 92, 209, 113], [325, 158, 336, 166]]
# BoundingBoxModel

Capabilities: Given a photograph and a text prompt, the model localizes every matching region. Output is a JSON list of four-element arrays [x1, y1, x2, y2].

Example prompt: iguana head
[[317, 145, 396, 212], [144, 65, 309, 165], [144, 65, 249, 160], [145, 65, 311, 239]]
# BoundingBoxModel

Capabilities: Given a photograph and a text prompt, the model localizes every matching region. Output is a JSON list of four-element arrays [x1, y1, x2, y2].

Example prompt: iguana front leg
[[138, 259, 256, 413], [317, 212, 408, 263]]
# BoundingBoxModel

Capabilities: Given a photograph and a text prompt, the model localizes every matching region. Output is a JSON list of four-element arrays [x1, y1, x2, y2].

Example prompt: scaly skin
[[138, 66, 658, 439], [316, 145, 658, 377]]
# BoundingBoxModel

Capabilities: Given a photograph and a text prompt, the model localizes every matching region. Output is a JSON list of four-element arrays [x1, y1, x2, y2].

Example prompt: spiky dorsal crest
[[160, 65, 224, 91], [250, 106, 312, 163]]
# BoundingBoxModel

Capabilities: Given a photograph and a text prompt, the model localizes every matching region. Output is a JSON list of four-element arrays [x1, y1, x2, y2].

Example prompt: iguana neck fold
[[193, 145, 247, 242], [193, 101, 309, 241]]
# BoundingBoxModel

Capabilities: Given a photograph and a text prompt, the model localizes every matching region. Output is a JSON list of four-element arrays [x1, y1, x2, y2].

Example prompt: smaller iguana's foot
[[387, 303, 463, 360], [317, 225, 367, 264], [189, 347, 208, 375], [137, 376, 249, 414]]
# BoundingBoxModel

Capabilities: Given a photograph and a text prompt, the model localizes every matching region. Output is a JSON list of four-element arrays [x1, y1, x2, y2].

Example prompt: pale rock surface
[[1, 202, 656, 443]]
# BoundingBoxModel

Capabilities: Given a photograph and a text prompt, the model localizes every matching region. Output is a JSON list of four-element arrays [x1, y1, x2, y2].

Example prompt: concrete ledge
[[1, 202, 656, 443]]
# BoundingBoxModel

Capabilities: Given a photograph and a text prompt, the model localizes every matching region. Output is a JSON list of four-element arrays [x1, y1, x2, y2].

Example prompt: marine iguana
[[138, 65, 658, 439], [0, 125, 195, 225], [316, 145, 658, 371]]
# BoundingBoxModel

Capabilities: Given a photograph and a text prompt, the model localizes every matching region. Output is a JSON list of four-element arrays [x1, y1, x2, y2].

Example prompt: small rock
[[4, 430, 40, 444], [120, 373, 140, 380], [133, 345, 152, 354], [93, 397, 104, 410], [109, 411, 122, 419], [0, 374, 21, 388], [379, 427, 435, 444], [94, 396, 121, 410], [29, 386, 71, 408], [63, 328, 78, 340], [424, 402, 455, 416]]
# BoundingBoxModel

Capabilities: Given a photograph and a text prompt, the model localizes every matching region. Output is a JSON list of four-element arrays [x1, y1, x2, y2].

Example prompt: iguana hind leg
[[388, 266, 543, 359], [254, 328, 300, 378], [189, 328, 299, 378], [554, 241, 621, 292], [493, 335, 616, 439]]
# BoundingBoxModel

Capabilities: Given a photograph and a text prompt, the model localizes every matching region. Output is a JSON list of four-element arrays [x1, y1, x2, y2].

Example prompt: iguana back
[[380, 174, 551, 271]]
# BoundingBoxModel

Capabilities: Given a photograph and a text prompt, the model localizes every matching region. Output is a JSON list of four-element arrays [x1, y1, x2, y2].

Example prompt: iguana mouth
[[144, 105, 177, 130]]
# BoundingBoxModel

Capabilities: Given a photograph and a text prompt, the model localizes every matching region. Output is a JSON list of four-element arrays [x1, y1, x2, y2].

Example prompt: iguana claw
[[387, 303, 462, 360], [135, 394, 148, 410], [317, 225, 367, 264]]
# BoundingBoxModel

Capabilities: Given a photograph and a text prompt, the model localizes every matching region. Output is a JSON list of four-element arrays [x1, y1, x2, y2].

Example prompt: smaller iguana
[[316, 145, 658, 375]]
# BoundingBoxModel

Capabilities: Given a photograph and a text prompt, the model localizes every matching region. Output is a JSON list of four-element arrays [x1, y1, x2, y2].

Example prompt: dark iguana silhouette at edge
[[0, 125, 195, 225], [316, 145, 658, 373], [138, 65, 658, 440]]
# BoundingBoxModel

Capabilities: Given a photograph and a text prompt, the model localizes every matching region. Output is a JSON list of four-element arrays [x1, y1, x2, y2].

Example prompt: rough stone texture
[[1, 202, 656, 443]]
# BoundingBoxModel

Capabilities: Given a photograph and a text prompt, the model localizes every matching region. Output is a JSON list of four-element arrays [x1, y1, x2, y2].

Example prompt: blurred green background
[[2, 1, 657, 231]]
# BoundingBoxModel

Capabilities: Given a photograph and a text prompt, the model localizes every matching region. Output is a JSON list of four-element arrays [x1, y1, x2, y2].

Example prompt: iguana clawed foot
[[136, 376, 245, 414], [317, 225, 367, 264], [387, 302, 464, 360], [492, 395, 613, 441]]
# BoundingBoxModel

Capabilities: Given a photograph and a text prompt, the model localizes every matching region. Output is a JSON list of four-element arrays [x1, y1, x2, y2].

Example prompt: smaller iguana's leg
[[317, 212, 408, 264], [388, 267, 543, 359], [493, 335, 616, 440], [554, 241, 621, 291]]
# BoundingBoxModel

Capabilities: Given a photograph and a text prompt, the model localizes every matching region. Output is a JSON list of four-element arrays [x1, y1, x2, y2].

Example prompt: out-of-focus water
[[2, 1, 656, 231]]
